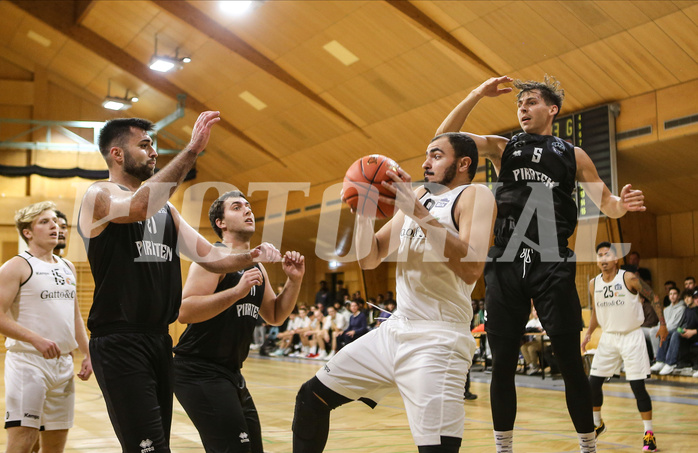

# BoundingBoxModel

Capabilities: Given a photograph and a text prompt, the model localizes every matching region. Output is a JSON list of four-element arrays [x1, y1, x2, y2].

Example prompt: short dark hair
[[665, 280, 676, 287], [669, 287, 680, 294], [595, 241, 617, 255], [685, 276, 695, 282], [54, 210, 67, 223], [98, 118, 154, 158], [514, 75, 564, 119], [208, 190, 247, 239], [431, 132, 479, 180]]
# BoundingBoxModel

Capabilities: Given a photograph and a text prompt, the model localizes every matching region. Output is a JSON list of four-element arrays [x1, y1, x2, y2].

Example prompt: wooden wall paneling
[[656, 79, 698, 140], [656, 215, 673, 257], [670, 211, 694, 257], [1, 240, 18, 264], [615, 92, 658, 150], [694, 211, 698, 260]]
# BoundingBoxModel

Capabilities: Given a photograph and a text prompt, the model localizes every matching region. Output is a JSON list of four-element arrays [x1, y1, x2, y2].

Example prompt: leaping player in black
[[436, 75, 647, 453], [173, 190, 305, 453]]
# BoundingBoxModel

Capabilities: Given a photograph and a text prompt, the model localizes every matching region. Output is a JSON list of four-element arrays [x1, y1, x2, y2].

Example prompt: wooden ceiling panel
[[48, 40, 110, 89], [603, 31, 679, 90], [9, 15, 68, 68], [629, 22, 698, 83], [557, 49, 629, 101], [655, 12, 698, 68], [189, 0, 366, 60], [630, 0, 680, 19], [577, 41, 653, 97], [563, 2, 629, 38], [80, 0, 158, 49], [526, 1, 599, 48], [449, 27, 513, 75], [426, 1, 514, 25], [0, 2, 25, 47]]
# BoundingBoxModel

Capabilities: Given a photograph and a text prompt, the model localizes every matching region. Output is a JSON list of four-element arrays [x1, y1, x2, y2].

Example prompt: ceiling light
[[102, 80, 137, 111], [220, 1, 254, 15], [239, 91, 267, 110], [323, 40, 359, 66], [102, 97, 131, 111], [149, 34, 190, 73], [27, 30, 51, 47]]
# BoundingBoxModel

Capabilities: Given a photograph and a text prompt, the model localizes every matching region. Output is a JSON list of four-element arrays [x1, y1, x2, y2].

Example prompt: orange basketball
[[342, 154, 400, 219]]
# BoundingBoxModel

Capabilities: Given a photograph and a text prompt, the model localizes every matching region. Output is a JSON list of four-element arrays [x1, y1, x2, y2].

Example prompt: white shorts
[[316, 318, 475, 446], [590, 328, 650, 381], [4, 351, 75, 430]]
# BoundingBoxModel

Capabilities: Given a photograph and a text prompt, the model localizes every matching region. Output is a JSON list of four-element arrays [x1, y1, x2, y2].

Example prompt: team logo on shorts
[[139, 439, 155, 453], [239, 432, 250, 443], [324, 364, 331, 373]]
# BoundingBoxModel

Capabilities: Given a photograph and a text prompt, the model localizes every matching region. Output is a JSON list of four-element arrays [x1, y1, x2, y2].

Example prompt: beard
[[54, 241, 66, 250], [123, 150, 154, 181], [424, 160, 458, 193]]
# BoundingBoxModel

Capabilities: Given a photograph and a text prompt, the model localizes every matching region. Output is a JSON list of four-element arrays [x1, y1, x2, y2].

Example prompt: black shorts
[[90, 333, 173, 453], [173, 357, 262, 453], [484, 246, 583, 339]]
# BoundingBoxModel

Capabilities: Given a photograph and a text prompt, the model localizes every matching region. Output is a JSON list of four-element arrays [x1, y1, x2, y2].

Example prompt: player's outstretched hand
[[78, 356, 93, 381], [187, 111, 221, 155], [474, 76, 514, 98], [251, 242, 282, 263], [282, 251, 305, 283], [620, 184, 646, 212]]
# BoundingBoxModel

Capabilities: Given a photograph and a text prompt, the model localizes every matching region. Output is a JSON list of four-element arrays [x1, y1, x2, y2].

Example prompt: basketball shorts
[[316, 317, 475, 446], [174, 357, 262, 453], [4, 351, 75, 430], [485, 245, 583, 338], [591, 329, 650, 380], [90, 333, 173, 453]]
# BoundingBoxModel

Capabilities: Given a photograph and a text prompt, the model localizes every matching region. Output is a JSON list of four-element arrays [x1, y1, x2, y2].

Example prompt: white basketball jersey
[[593, 269, 643, 333], [394, 185, 474, 324], [6, 252, 78, 353]]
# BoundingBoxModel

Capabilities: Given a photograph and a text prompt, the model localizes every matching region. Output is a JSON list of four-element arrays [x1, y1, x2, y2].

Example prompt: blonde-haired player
[[0, 201, 92, 452]]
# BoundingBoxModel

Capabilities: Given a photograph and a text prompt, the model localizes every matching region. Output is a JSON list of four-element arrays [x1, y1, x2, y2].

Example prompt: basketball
[[342, 154, 401, 219]]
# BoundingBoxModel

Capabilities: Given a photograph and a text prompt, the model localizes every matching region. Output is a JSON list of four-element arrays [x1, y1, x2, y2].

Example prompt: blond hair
[[15, 201, 57, 244]]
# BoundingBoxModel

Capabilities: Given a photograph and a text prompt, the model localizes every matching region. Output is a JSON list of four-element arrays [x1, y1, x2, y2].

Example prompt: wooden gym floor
[[0, 352, 696, 452]]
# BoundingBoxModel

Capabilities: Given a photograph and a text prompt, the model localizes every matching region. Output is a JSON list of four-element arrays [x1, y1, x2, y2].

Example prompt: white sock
[[593, 411, 602, 426], [643, 420, 653, 432], [578, 432, 596, 453], [493, 430, 513, 453]]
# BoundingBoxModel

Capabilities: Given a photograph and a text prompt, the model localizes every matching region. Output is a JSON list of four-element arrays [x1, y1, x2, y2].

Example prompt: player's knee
[[417, 436, 462, 453], [629, 380, 652, 413], [292, 377, 350, 439]]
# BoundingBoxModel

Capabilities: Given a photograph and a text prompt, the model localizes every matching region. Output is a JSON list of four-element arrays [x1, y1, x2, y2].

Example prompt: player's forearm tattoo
[[638, 279, 666, 323]]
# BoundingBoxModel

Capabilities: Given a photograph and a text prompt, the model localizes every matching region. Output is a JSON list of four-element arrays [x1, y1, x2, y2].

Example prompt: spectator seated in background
[[304, 307, 325, 359], [375, 300, 397, 327], [290, 306, 314, 357], [271, 310, 299, 356], [323, 305, 348, 360], [662, 281, 677, 308], [621, 251, 652, 285], [521, 305, 545, 375], [650, 288, 687, 374], [674, 290, 698, 378], [334, 301, 368, 351]]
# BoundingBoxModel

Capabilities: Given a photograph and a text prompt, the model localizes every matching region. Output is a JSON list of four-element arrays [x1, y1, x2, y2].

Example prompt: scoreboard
[[485, 103, 619, 218]]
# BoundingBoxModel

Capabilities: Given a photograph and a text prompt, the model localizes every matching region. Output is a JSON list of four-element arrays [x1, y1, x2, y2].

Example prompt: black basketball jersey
[[494, 133, 577, 249], [80, 201, 181, 336], [173, 259, 265, 371]]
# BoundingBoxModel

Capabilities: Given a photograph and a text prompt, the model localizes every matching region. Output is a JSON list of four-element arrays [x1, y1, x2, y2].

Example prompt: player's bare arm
[[624, 271, 668, 345], [179, 262, 234, 324], [576, 147, 646, 218], [582, 279, 600, 352], [66, 259, 92, 380], [377, 168, 496, 284], [79, 111, 221, 238], [170, 205, 281, 273], [435, 76, 512, 166], [355, 209, 405, 270], [259, 251, 305, 325], [0, 257, 61, 359]]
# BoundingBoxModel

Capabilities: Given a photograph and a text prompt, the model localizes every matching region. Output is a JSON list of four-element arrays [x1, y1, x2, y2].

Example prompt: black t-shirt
[[81, 202, 181, 336], [174, 260, 265, 371], [494, 133, 577, 249]]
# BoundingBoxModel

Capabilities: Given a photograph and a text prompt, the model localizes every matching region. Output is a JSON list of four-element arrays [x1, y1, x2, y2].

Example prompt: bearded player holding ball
[[292, 133, 496, 453]]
